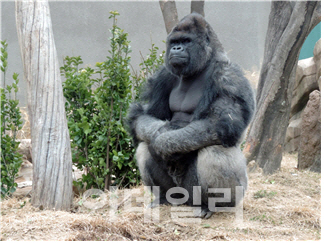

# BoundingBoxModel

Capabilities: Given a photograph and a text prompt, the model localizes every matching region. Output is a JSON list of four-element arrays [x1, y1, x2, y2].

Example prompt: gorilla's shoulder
[[141, 66, 178, 102], [148, 66, 179, 86], [212, 61, 252, 91], [206, 60, 255, 115]]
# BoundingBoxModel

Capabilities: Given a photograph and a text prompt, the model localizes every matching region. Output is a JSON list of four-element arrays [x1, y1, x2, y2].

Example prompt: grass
[[0, 153, 321, 241], [253, 190, 277, 199]]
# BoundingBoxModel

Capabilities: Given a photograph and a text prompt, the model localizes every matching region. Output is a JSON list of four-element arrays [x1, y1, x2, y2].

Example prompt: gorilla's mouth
[[169, 56, 188, 66], [170, 55, 187, 59]]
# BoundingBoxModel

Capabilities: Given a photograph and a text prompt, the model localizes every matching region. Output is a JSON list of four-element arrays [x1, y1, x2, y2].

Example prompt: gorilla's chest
[[169, 80, 204, 119]]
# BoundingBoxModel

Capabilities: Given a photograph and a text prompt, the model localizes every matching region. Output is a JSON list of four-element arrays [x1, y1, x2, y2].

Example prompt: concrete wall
[[1, 0, 271, 106]]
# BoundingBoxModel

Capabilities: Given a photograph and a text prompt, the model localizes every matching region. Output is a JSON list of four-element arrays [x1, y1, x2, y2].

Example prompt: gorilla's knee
[[136, 142, 176, 194], [197, 145, 248, 206], [135, 142, 156, 187], [135, 142, 150, 176]]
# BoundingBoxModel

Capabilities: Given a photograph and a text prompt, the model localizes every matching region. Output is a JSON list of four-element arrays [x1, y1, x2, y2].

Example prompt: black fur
[[127, 103, 145, 146], [127, 13, 255, 218]]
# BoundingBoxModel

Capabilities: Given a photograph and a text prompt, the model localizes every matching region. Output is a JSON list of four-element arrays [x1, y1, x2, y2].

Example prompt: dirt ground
[[0, 153, 321, 241]]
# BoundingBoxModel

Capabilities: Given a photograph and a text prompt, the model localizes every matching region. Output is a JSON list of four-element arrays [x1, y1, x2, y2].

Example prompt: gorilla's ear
[[192, 13, 208, 33], [206, 24, 219, 47], [204, 23, 215, 47], [206, 33, 210, 45], [205, 23, 229, 63]]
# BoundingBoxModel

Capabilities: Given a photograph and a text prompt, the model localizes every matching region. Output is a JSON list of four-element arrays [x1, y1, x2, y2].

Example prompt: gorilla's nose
[[171, 45, 184, 54]]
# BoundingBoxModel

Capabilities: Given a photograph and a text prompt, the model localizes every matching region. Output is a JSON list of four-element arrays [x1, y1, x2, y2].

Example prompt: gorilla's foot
[[147, 197, 170, 208], [193, 207, 214, 219]]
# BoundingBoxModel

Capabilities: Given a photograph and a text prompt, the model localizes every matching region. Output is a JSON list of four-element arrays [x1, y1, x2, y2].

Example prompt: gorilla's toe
[[193, 207, 214, 218]]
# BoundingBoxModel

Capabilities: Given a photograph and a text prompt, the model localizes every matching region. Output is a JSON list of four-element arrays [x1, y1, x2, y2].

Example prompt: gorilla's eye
[[170, 39, 180, 45], [182, 38, 191, 44]]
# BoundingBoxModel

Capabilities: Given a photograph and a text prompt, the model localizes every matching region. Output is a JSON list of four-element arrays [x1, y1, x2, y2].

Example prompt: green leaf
[[12, 72, 19, 80], [202, 224, 211, 228], [9, 186, 16, 194], [79, 121, 91, 135], [99, 158, 106, 167]]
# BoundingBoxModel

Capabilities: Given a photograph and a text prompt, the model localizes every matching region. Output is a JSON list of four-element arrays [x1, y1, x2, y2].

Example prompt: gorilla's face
[[167, 33, 192, 68], [165, 13, 214, 77]]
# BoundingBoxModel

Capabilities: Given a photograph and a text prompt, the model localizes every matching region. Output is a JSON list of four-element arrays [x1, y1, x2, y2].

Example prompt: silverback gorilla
[[127, 13, 255, 218]]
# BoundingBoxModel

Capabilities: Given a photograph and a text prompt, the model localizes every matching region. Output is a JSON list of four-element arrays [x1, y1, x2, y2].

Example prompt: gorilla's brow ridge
[[169, 33, 193, 43]]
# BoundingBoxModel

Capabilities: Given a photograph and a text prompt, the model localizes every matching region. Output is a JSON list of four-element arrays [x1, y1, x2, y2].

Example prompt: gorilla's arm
[[127, 103, 168, 146], [151, 103, 247, 157], [151, 110, 238, 157], [134, 114, 168, 143], [127, 67, 175, 146], [152, 66, 255, 157], [151, 119, 221, 156]]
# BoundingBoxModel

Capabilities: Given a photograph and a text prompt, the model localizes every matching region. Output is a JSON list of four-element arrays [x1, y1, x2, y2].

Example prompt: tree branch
[[191, 0, 205, 17], [244, 1, 320, 174], [159, 0, 179, 34]]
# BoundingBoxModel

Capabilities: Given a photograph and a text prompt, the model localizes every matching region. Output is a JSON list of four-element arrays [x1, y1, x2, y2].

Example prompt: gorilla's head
[[165, 13, 228, 77]]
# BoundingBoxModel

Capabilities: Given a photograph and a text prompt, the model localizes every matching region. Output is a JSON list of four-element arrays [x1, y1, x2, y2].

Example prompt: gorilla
[[127, 13, 255, 218]]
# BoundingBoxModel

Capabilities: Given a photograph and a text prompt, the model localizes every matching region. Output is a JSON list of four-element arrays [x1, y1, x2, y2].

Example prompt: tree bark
[[244, 1, 321, 174], [159, 0, 179, 34], [16, 0, 73, 210], [191, 0, 205, 17]]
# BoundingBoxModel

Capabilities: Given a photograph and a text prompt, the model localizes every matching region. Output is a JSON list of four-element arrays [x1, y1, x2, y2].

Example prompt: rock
[[291, 58, 318, 114], [285, 137, 301, 154], [17, 181, 32, 188], [295, 57, 317, 88], [286, 117, 302, 141], [72, 165, 84, 181], [13, 187, 32, 198], [289, 109, 304, 123], [286, 40, 321, 155], [14, 160, 33, 198], [313, 38, 321, 82], [16, 160, 33, 183], [298, 90, 321, 172], [285, 117, 302, 153], [72, 166, 87, 196], [290, 57, 318, 117], [290, 74, 318, 116], [18, 139, 32, 163]]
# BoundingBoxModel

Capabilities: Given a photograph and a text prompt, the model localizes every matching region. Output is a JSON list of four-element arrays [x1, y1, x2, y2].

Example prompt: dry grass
[[0, 153, 321, 241]]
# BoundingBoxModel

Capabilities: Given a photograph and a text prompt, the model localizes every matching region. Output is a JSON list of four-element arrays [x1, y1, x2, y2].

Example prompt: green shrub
[[0, 40, 24, 198], [132, 42, 165, 99], [61, 11, 165, 190]]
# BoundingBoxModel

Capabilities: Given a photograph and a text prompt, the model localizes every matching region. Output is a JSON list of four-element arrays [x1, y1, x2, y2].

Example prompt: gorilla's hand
[[134, 115, 168, 144], [151, 119, 222, 158], [151, 121, 171, 140], [150, 134, 172, 160], [148, 145, 188, 162], [148, 122, 186, 162], [127, 102, 169, 144]]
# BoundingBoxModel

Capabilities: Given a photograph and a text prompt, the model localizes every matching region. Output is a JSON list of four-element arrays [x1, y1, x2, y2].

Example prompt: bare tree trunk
[[191, 0, 205, 17], [244, 1, 321, 174], [16, 0, 72, 210], [159, 0, 179, 34]]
